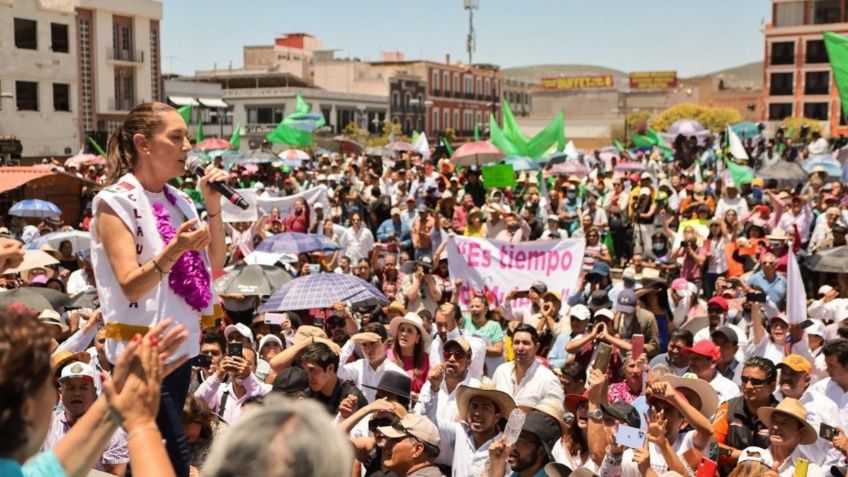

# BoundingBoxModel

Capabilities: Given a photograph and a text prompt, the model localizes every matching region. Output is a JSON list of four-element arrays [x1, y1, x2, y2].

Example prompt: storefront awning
[[198, 98, 229, 108], [0, 167, 55, 194], [168, 96, 200, 106]]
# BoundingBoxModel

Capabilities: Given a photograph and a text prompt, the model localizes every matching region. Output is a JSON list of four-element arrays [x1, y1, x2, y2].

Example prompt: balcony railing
[[107, 48, 144, 63], [109, 98, 137, 111]]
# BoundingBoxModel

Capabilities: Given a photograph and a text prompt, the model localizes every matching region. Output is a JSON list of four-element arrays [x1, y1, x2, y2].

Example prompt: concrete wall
[[0, 0, 80, 157]]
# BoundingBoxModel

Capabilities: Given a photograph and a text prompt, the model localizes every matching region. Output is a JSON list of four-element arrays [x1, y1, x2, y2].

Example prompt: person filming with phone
[[193, 341, 271, 424]]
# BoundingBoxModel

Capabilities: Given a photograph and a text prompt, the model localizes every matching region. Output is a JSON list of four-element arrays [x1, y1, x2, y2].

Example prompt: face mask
[[652, 244, 667, 255], [566, 192, 576, 199]]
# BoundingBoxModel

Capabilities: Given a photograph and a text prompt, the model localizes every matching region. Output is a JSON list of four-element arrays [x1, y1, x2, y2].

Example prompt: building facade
[[0, 0, 162, 159], [388, 74, 428, 135], [763, 0, 848, 135]]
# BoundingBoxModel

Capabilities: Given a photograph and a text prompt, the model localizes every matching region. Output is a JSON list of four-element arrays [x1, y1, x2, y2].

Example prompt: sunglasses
[[368, 416, 400, 432], [443, 350, 467, 360], [740, 376, 768, 386]]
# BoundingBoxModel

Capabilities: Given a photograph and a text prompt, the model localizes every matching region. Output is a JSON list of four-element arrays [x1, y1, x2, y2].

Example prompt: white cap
[[317, 174, 327, 181], [225, 323, 255, 346], [60, 361, 96, 382], [640, 172, 652, 180], [737, 446, 774, 468], [568, 304, 591, 321], [255, 182, 265, 190], [594, 308, 614, 320], [258, 334, 283, 353], [818, 285, 834, 297], [314, 202, 324, 209], [806, 320, 826, 338]]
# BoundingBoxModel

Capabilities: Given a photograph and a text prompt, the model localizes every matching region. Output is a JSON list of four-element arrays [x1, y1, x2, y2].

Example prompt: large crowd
[[2, 102, 848, 477]]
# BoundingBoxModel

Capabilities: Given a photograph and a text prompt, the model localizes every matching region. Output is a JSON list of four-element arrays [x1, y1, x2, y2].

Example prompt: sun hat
[[757, 398, 817, 445], [377, 413, 440, 448], [456, 382, 516, 423], [389, 312, 432, 349]]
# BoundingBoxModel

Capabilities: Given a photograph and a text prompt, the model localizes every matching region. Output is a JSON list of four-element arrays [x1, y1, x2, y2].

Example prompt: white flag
[[786, 247, 807, 324], [727, 126, 749, 161], [564, 140, 579, 159], [413, 132, 430, 159]]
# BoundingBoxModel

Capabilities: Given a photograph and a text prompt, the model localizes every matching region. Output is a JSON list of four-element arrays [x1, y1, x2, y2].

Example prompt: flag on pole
[[629, 131, 655, 149], [441, 137, 454, 155], [229, 121, 241, 150], [603, 231, 616, 263], [388, 129, 396, 144], [824, 31, 848, 119], [413, 132, 430, 159], [786, 247, 806, 324], [196, 119, 204, 143], [614, 139, 625, 153], [726, 126, 750, 160], [473, 123, 480, 141], [724, 158, 754, 186], [177, 104, 192, 125], [87, 137, 107, 156]]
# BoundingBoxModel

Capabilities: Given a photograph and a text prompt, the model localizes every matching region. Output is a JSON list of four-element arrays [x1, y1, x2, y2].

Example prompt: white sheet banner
[[220, 189, 258, 224], [447, 236, 585, 309], [257, 185, 330, 225]]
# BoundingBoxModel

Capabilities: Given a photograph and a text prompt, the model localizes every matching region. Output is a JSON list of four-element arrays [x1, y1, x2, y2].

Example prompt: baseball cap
[[615, 289, 638, 314], [600, 401, 640, 428], [818, 285, 834, 297], [671, 278, 692, 298], [707, 296, 729, 312], [224, 323, 255, 346], [805, 320, 826, 339], [60, 361, 96, 382], [587, 261, 611, 279], [444, 336, 471, 354], [529, 280, 548, 294], [258, 334, 283, 353], [779, 354, 812, 374], [681, 340, 721, 361], [640, 172, 652, 180], [737, 446, 774, 468], [568, 304, 591, 321], [594, 308, 614, 321], [417, 255, 434, 269], [710, 326, 738, 345], [378, 413, 440, 448]]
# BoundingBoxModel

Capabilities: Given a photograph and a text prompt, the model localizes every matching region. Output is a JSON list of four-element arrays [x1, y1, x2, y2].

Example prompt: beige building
[[0, 0, 162, 159]]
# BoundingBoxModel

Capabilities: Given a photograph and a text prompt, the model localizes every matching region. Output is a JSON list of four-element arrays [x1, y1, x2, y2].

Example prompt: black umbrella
[[758, 160, 808, 188], [0, 288, 56, 312], [806, 246, 848, 274], [214, 264, 293, 296], [67, 289, 99, 310]]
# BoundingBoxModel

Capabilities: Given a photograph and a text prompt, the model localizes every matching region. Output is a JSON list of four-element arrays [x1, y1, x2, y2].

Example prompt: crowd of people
[[2, 101, 848, 477]]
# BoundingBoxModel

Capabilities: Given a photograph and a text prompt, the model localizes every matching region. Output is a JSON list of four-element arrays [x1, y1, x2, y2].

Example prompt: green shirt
[[461, 315, 504, 344]]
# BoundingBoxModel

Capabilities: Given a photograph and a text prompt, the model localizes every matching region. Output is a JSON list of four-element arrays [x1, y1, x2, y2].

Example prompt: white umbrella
[[3, 250, 59, 275], [28, 230, 91, 253]]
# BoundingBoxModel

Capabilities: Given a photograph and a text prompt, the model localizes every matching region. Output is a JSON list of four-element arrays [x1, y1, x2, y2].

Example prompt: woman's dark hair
[[742, 356, 777, 383], [0, 306, 54, 456], [45, 277, 66, 293], [106, 101, 176, 183], [182, 395, 218, 441]]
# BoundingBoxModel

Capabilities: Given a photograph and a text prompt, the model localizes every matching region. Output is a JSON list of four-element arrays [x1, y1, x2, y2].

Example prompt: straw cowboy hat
[[659, 374, 718, 419], [456, 382, 516, 423], [757, 398, 817, 445], [389, 312, 431, 349]]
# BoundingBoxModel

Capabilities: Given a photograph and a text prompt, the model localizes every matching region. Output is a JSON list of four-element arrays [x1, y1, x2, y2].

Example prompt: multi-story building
[[763, 0, 848, 135], [0, 0, 162, 159], [163, 77, 232, 141], [388, 74, 428, 135], [503, 78, 533, 117]]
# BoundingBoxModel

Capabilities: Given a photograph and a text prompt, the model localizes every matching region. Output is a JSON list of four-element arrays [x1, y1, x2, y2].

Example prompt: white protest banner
[[447, 236, 585, 309], [220, 189, 258, 224], [257, 185, 330, 224], [786, 247, 806, 324]]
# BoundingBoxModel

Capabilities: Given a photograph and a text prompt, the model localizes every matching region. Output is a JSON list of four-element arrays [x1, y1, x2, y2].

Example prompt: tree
[[649, 103, 742, 132], [626, 111, 652, 134], [780, 116, 825, 141]]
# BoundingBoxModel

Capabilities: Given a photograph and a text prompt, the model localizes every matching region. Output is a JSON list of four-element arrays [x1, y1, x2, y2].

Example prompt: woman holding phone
[[93, 102, 227, 475]]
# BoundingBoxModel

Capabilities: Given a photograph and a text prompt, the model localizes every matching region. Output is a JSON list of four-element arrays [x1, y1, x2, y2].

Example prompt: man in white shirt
[[194, 346, 272, 424], [756, 398, 826, 477], [492, 324, 564, 407], [339, 212, 374, 264], [336, 322, 406, 402], [809, 338, 848, 435], [682, 340, 741, 403], [428, 303, 485, 380]]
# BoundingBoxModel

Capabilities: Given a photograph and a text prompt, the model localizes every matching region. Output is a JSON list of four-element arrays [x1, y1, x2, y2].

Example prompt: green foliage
[[649, 103, 743, 132], [780, 116, 825, 140], [626, 111, 651, 134], [443, 128, 456, 144]]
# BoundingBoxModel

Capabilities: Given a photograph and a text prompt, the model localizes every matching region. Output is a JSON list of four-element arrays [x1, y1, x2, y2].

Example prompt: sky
[[161, 0, 772, 78]]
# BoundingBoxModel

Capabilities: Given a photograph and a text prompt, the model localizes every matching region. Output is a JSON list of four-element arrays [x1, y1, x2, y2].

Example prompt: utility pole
[[464, 0, 478, 65]]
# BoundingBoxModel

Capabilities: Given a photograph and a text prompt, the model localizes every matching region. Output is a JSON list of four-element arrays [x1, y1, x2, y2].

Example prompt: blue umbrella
[[9, 199, 62, 219], [803, 154, 842, 177], [256, 232, 339, 255], [259, 272, 388, 312], [730, 121, 761, 139], [504, 156, 540, 171]]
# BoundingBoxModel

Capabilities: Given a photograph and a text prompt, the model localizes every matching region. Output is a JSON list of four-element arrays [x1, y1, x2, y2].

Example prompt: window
[[476, 78, 482, 97], [484, 79, 490, 98], [392, 91, 400, 108], [809, 0, 841, 24], [806, 39, 829, 64], [453, 111, 460, 131], [51, 23, 69, 53], [443, 73, 450, 93], [53, 83, 70, 111], [404, 93, 411, 108], [770, 42, 795, 66], [803, 102, 829, 120], [453, 74, 460, 95], [14, 18, 37, 50], [432, 70, 440, 93], [465, 76, 473, 96], [16, 81, 38, 111], [804, 71, 830, 95], [247, 106, 284, 124], [443, 110, 450, 129], [769, 72, 794, 95], [774, 2, 804, 27], [475, 111, 482, 129], [464, 111, 472, 132], [432, 108, 440, 131], [768, 103, 793, 120]]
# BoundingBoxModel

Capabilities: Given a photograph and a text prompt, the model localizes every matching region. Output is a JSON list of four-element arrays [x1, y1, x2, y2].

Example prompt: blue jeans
[[156, 361, 192, 477]]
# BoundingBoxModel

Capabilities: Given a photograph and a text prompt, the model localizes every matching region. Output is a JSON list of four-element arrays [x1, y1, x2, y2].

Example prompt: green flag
[[294, 91, 310, 115], [87, 137, 107, 156], [267, 122, 313, 146], [629, 131, 654, 149], [489, 114, 522, 157], [229, 121, 241, 150], [725, 158, 754, 186], [526, 112, 565, 159], [473, 124, 480, 141], [646, 128, 672, 152], [441, 137, 454, 155], [501, 100, 529, 152], [195, 120, 204, 143], [603, 231, 616, 263], [825, 31, 848, 119], [177, 104, 192, 125], [613, 139, 625, 153]]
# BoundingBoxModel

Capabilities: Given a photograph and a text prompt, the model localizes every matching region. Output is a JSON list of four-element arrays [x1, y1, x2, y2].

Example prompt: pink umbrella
[[450, 141, 504, 167], [195, 138, 232, 151], [387, 142, 414, 152], [64, 153, 106, 169], [550, 161, 589, 177], [240, 163, 259, 174]]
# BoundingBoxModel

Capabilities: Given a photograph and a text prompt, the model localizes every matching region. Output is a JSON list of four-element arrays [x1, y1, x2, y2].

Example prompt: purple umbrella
[[256, 232, 340, 255], [614, 161, 649, 173], [550, 161, 590, 177], [259, 273, 388, 312]]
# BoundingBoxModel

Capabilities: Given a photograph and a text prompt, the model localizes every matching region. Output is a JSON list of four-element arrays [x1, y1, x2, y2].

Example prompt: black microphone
[[185, 156, 249, 210]]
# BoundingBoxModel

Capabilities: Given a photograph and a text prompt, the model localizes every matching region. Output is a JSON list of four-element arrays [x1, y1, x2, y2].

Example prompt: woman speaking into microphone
[[92, 102, 227, 475]]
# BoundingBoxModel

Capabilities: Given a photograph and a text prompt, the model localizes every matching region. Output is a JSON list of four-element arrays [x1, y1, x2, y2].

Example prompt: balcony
[[108, 98, 137, 111], [432, 89, 441, 97], [107, 48, 144, 63]]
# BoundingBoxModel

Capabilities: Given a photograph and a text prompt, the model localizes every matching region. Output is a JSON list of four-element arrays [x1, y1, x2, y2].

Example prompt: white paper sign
[[446, 236, 585, 310], [219, 189, 258, 224], [257, 185, 330, 225]]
